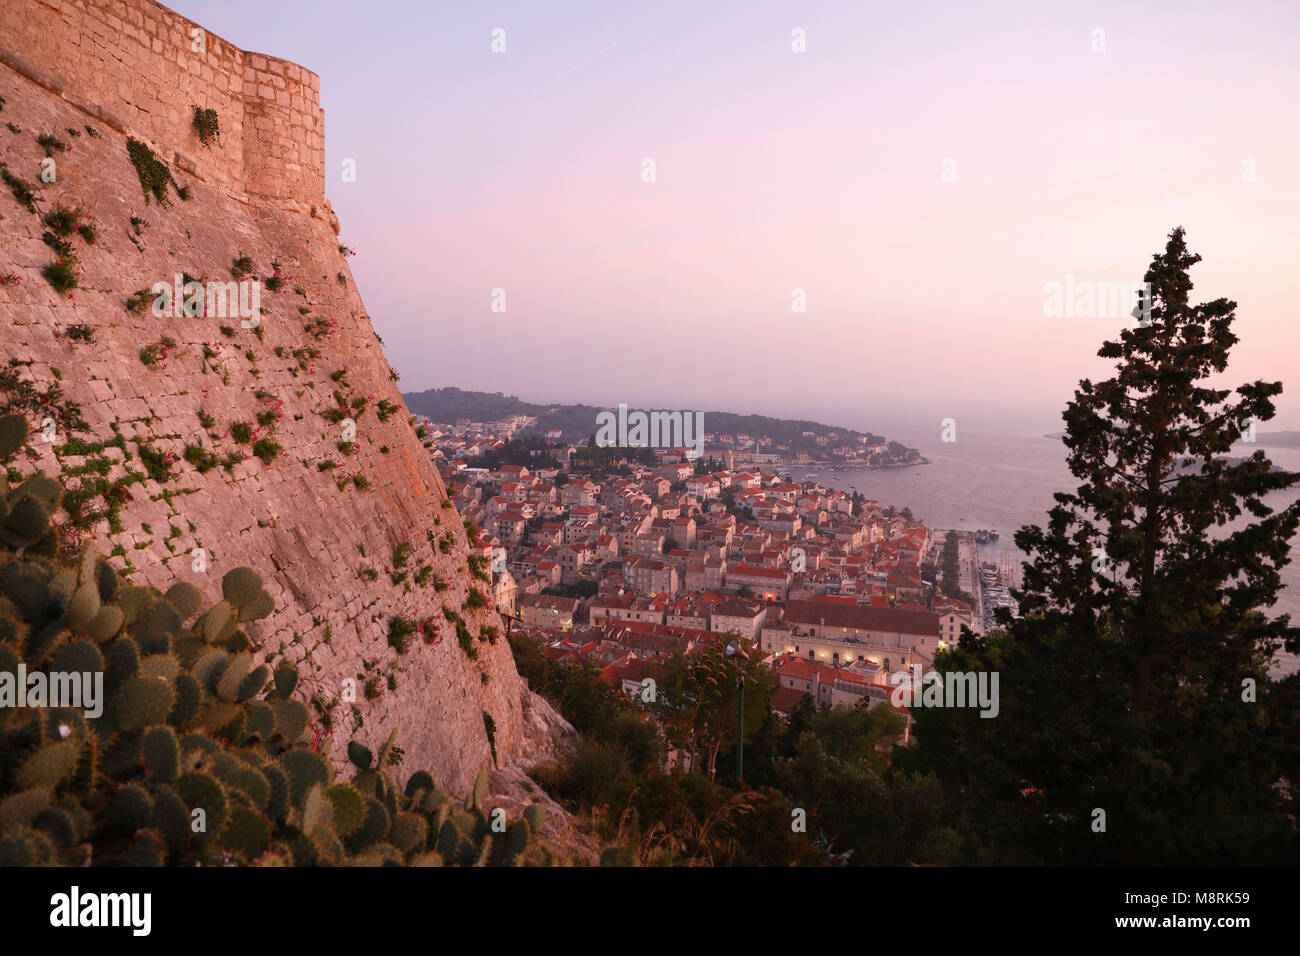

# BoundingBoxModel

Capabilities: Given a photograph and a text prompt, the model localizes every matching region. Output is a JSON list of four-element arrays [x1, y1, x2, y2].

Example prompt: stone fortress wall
[[0, 0, 324, 206], [0, 0, 560, 803]]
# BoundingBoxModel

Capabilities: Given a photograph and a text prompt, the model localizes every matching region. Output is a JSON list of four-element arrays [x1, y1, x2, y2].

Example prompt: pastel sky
[[176, 0, 1300, 435]]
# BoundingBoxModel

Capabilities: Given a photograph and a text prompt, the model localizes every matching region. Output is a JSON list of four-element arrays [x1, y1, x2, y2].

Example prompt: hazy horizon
[[400, 381, 1300, 445], [176, 0, 1300, 433]]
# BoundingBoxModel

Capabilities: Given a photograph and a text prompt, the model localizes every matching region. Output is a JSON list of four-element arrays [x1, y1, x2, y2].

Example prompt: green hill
[[401, 387, 912, 457]]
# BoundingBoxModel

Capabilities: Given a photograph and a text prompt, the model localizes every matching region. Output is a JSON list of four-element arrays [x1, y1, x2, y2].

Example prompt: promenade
[[955, 533, 985, 632]]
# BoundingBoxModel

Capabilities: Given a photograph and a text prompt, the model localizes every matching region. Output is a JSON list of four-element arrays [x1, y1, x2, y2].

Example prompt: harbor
[[978, 548, 1021, 631]]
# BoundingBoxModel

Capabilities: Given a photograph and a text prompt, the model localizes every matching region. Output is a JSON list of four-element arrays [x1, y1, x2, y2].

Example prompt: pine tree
[[904, 227, 1300, 863]]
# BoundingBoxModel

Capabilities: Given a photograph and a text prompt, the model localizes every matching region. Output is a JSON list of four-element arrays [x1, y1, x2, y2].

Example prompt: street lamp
[[725, 639, 750, 783]]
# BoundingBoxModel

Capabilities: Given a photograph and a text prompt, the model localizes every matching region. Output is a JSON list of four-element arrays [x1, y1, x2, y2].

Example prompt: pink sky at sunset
[[178, 0, 1300, 433]]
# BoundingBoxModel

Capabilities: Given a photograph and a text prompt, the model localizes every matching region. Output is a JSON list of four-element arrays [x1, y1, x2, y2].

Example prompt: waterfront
[[790, 424, 1300, 677]]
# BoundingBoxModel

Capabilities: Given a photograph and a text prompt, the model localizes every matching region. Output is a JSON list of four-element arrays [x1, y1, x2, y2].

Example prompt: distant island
[[402, 387, 925, 468]]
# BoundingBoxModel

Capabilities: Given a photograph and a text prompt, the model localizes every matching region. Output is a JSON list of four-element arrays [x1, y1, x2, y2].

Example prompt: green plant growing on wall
[[136, 443, 176, 483], [264, 262, 286, 293], [442, 606, 478, 661], [2, 166, 39, 212], [253, 438, 281, 464], [192, 107, 220, 148], [40, 259, 78, 296], [139, 336, 175, 368], [36, 132, 68, 156], [126, 138, 184, 206], [42, 206, 81, 238], [183, 442, 219, 473], [483, 712, 497, 768], [391, 541, 411, 570], [125, 289, 152, 313], [467, 554, 490, 583], [42, 232, 73, 258], [387, 616, 417, 654]]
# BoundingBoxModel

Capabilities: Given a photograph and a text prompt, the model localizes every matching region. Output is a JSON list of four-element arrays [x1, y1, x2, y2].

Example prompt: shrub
[[540, 738, 630, 810], [264, 261, 289, 292], [230, 421, 253, 444], [192, 106, 220, 147], [126, 138, 175, 205], [139, 336, 175, 368], [183, 442, 219, 473], [42, 206, 81, 237], [387, 616, 417, 654], [231, 253, 254, 278], [136, 443, 176, 482], [125, 289, 152, 313], [41, 259, 78, 295], [36, 132, 68, 156], [253, 438, 282, 464], [392, 541, 411, 570], [42, 232, 73, 258], [465, 588, 486, 609]]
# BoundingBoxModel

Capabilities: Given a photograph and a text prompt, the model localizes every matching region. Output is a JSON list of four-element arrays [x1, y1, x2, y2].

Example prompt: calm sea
[[787, 425, 1300, 677]]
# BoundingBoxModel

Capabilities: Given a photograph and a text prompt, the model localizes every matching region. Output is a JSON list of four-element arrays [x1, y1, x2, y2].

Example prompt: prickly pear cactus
[[0, 413, 557, 866]]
